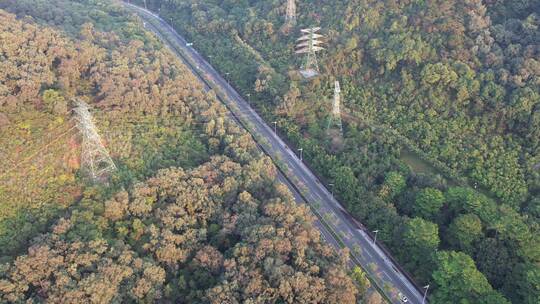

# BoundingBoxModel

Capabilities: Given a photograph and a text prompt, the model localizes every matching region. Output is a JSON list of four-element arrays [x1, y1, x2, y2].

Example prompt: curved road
[[123, 3, 427, 303]]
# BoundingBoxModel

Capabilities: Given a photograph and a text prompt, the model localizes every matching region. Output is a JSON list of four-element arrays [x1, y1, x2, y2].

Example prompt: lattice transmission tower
[[295, 27, 325, 78], [327, 81, 343, 135], [285, 0, 296, 24], [73, 100, 116, 181]]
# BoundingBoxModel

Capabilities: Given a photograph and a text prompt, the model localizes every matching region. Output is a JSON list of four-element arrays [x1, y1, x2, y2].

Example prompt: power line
[[99, 107, 273, 126], [0, 112, 230, 176], [0, 125, 77, 180], [1, 119, 75, 157], [1, 101, 273, 181]]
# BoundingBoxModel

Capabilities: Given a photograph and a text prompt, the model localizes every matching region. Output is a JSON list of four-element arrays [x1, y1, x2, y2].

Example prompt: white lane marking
[[364, 250, 374, 259]]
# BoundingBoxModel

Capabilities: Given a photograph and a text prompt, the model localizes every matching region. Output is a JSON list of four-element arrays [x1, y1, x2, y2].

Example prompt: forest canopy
[[134, 0, 540, 303], [1, 0, 539, 302], [0, 156, 358, 303], [0, 1, 363, 303]]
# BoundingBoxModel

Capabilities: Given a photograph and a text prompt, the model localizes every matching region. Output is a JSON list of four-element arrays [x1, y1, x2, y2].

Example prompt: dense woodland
[[135, 0, 540, 303], [0, 0, 208, 258], [0, 0, 366, 302], [1, 155, 359, 303]]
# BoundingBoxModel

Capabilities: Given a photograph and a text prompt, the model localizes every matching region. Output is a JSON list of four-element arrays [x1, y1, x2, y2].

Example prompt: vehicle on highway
[[398, 292, 409, 302]]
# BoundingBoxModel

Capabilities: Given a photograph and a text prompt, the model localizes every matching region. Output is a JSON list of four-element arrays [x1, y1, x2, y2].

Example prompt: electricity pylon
[[295, 27, 325, 78], [73, 100, 116, 181], [285, 0, 296, 24], [327, 81, 343, 135]]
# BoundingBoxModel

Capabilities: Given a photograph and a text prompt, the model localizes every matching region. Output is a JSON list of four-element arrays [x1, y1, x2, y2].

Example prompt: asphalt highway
[[124, 3, 427, 303]]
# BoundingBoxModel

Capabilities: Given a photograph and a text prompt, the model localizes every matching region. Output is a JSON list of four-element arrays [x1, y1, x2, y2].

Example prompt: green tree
[[474, 238, 515, 290], [413, 188, 445, 219], [379, 171, 406, 201], [351, 266, 371, 294], [432, 251, 510, 304], [522, 266, 540, 304], [400, 217, 440, 280], [421, 63, 458, 86], [446, 213, 483, 253]]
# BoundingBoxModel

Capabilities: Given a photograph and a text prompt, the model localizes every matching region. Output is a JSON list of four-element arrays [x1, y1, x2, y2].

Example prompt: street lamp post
[[298, 148, 303, 161], [246, 93, 251, 105], [225, 72, 230, 85], [422, 285, 430, 304], [329, 183, 334, 196], [272, 121, 277, 133], [373, 230, 379, 244]]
